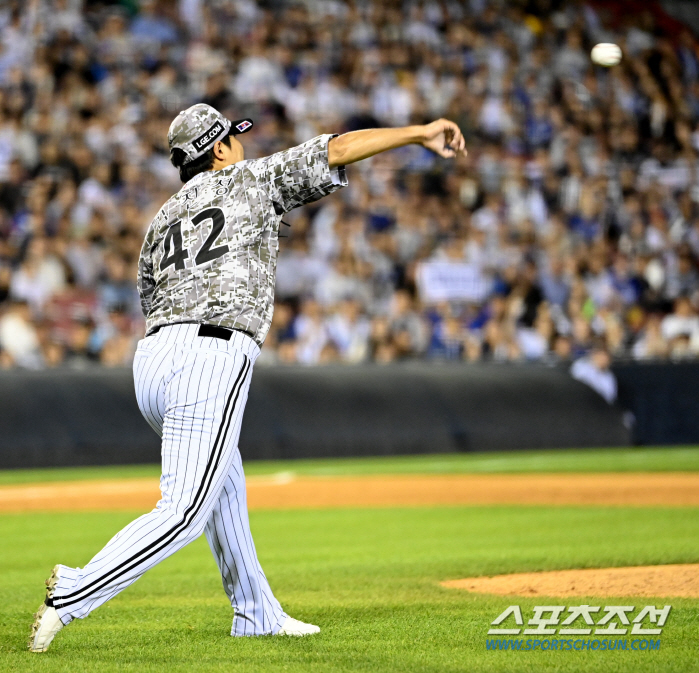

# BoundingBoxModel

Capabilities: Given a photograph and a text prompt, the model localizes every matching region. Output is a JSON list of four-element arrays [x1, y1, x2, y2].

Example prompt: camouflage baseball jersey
[[137, 134, 347, 345]]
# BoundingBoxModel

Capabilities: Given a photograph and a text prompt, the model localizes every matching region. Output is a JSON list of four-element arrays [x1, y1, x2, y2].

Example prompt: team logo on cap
[[236, 120, 252, 133], [192, 120, 226, 151]]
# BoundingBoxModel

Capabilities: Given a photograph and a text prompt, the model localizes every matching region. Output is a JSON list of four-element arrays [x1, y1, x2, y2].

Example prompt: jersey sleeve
[[254, 134, 348, 214], [137, 224, 157, 318]]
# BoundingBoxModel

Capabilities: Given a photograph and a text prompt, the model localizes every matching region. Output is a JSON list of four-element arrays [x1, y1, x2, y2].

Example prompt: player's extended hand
[[420, 119, 467, 158]]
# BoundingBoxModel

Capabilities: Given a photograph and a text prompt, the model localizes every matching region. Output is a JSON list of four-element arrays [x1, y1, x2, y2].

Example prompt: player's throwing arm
[[327, 119, 467, 166]]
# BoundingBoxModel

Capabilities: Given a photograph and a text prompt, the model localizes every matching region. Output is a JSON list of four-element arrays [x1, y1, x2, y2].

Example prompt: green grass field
[[1, 448, 699, 672], [2, 446, 699, 485]]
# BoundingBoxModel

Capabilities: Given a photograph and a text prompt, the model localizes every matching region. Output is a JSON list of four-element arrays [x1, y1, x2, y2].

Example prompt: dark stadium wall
[[0, 362, 679, 469], [240, 364, 630, 459], [613, 362, 699, 446]]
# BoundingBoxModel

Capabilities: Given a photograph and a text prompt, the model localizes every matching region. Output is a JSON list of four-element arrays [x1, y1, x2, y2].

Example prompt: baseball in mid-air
[[591, 43, 622, 67]]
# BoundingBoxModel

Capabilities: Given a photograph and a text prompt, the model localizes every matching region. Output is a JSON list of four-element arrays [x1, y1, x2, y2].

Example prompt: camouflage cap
[[168, 104, 253, 165]]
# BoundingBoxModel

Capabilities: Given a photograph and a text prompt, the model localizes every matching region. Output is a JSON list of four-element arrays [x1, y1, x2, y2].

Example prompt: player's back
[[139, 160, 281, 343], [137, 133, 346, 346]]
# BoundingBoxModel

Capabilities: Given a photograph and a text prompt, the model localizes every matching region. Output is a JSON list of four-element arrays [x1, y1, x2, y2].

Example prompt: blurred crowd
[[2, 0, 699, 369]]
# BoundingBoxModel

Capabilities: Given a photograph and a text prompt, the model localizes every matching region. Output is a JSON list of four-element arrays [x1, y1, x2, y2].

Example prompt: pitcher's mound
[[442, 564, 699, 598]]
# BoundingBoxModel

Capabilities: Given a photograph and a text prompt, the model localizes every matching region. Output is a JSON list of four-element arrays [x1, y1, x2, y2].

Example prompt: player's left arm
[[327, 119, 467, 168], [137, 226, 156, 317]]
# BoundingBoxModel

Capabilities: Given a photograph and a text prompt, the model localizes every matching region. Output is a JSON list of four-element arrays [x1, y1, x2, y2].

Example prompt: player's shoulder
[[149, 194, 178, 228], [143, 200, 169, 233], [240, 155, 275, 180], [246, 135, 335, 177], [230, 154, 291, 186], [142, 184, 191, 240]]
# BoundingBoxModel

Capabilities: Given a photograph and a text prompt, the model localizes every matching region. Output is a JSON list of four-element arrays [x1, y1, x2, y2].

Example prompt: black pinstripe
[[79, 348, 233, 579], [52, 354, 250, 610], [80, 338, 236, 576]]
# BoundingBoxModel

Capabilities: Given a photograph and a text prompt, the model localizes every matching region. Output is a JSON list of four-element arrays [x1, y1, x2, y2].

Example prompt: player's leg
[[28, 339, 175, 652], [204, 446, 288, 636], [47, 332, 255, 625]]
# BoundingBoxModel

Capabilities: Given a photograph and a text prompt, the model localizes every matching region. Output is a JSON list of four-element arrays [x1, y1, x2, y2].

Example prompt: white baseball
[[591, 43, 622, 67]]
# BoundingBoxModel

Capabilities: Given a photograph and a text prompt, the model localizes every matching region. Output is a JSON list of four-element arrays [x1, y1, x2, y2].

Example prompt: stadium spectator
[[571, 346, 618, 404], [0, 301, 43, 369], [0, 0, 699, 370]]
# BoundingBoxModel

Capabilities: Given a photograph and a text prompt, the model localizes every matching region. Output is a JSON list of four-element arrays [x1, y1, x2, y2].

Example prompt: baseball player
[[29, 104, 465, 652]]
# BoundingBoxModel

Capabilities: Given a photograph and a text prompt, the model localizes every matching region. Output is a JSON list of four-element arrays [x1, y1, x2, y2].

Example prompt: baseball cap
[[168, 104, 254, 165]]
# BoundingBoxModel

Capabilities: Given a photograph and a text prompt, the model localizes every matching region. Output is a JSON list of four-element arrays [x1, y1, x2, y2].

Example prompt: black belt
[[147, 323, 253, 342]]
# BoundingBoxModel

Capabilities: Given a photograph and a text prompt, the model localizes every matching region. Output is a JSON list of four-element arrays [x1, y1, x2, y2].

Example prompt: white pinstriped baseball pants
[[51, 324, 287, 636]]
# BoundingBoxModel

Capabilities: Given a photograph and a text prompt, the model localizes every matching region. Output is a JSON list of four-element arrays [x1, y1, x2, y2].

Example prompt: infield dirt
[[3, 471, 699, 601], [1, 472, 699, 512]]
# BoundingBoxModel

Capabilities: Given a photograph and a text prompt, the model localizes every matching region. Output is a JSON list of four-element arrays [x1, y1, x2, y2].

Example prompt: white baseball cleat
[[28, 565, 66, 653], [28, 604, 64, 652], [277, 616, 321, 636]]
